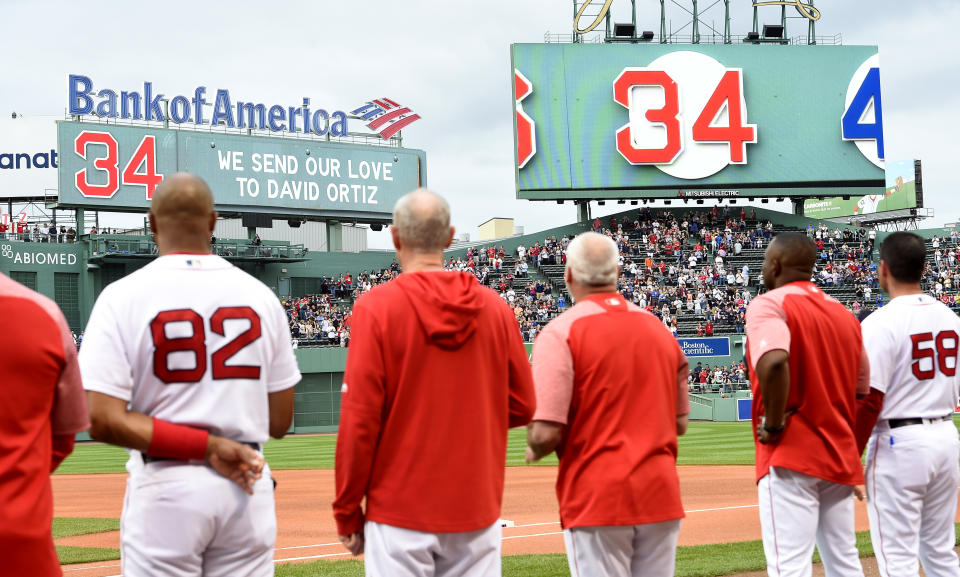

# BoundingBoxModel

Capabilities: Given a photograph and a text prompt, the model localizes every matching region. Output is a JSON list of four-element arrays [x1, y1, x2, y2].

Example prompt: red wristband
[[147, 418, 209, 461]]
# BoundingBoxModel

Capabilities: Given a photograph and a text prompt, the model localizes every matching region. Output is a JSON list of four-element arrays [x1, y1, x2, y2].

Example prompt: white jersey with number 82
[[861, 293, 960, 420], [79, 254, 301, 444]]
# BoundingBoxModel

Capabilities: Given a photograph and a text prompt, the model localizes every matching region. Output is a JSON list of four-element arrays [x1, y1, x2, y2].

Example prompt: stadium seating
[[283, 208, 960, 361]]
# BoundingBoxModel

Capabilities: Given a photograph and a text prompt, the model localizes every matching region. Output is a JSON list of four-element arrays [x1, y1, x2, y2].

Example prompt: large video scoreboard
[[512, 43, 885, 200]]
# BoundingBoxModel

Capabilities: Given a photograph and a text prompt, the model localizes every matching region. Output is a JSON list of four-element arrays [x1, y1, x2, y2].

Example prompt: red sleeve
[[857, 345, 870, 397], [505, 305, 536, 428], [333, 300, 386, 536], [51, 305, 89, 436], [745, 296, 790, 372], [531, 322, 572, 425], [855, 387, 884, 455], [676, 346, 690, 416], [51, 434, 76, 472]]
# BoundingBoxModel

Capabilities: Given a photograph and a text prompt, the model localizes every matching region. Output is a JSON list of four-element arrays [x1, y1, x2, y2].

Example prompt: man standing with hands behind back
[[526, 231, 690, 577], [860, 232, 960, 577], [80, 173, 300, 577], [746, 232, 870, 577], [334, 188, 536, 576]]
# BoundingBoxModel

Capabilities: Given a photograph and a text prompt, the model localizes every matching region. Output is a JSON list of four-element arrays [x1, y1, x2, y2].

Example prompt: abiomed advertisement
[[803, 159, 919, 218]]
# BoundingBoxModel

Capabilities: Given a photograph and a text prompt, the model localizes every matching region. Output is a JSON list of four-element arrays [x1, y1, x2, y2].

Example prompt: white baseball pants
[[865, 419, 960, 577], [363, 520, 501, 577], [120, 460, 276, 577], [758, 466, 864, 577], [562, 519, 681, 577]]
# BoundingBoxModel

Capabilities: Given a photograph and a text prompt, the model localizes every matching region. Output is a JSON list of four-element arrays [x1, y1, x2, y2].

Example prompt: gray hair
[[565, 232, 619, 286], [392, 188, 452, 252]]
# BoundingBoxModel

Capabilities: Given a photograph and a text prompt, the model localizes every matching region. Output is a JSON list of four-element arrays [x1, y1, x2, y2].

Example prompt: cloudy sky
[[2, 0, 957, 247]]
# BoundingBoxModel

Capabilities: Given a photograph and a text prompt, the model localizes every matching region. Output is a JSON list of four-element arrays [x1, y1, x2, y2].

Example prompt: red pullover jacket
[[333, 271, 536, 535]]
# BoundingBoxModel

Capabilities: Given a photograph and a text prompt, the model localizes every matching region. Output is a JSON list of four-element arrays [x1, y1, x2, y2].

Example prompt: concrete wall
[[478, 218, 515, 241], [689, 391, 752, 422]]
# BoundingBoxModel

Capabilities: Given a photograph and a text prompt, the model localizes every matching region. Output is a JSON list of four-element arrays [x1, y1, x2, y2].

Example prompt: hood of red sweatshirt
[[396, 271, 483, 350]]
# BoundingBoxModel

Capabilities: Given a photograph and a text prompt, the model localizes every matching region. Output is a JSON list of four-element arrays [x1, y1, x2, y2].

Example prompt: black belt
[[142, 442, 261, 464], [888, 415, 953, 429]]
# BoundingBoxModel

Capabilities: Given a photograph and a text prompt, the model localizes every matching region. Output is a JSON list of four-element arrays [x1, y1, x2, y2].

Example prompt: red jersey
[[531, 294, 689, 528], [745, 281, 869, 484], [0, 275, 89, 576], [333, 271, 535, 535]]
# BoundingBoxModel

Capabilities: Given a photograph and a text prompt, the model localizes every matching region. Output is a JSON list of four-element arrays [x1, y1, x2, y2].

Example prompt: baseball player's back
[[861, 295, 960, 420], [747, 281, 867, 485], [82, 254, 299, 443], [527, 232, 689, 577], [80, 173, 300, 577], [333, 189, 536, 577], [861, 231, 960, 577], [746, 233, 867, 577], [335, 270, 535, 533]]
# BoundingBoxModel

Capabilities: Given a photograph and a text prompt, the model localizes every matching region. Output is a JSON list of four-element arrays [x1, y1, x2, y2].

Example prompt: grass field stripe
[[506, 504, 760, 531], [275, 551, 353, 563], [511, 521, 560, 528], [61, 564, 121, 572], [502, 531, 564, 540], [685, 504, 758, 513], [274, 542, 342, 550]]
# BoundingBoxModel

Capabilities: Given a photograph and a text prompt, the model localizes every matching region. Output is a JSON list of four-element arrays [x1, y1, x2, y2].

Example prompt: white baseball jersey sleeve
[[80, 254, 301, 443], [861, 293, 960, 419]]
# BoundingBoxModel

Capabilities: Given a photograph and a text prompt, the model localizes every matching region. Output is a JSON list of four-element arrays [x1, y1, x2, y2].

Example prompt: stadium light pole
[[807, 0, 816, 44]]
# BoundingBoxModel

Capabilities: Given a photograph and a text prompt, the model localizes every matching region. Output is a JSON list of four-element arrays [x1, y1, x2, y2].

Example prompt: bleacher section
[[282, 208, 960, 377]]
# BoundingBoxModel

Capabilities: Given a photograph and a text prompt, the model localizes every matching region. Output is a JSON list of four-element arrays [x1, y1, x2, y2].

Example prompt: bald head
[[391, 188, 453, 253], [149, 173, 217, 254], [762, 232, 816, 290], [566, 232, 619, 286]]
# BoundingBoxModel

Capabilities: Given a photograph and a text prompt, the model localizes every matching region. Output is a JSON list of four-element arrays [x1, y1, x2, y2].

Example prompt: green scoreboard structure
[[511, 43, 887, 201], [57, 122, 426, 222]]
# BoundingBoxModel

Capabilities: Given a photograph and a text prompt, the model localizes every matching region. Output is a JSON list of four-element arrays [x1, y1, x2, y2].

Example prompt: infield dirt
[[55, 465, 944, 576]]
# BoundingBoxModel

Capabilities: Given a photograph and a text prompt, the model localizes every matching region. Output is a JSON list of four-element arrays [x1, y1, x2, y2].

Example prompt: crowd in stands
[[923, 232, 960, 309], [281, 264, 405, 347], [440, 245, 567, 342], [572, 206, 772, 335], [689, 361, 748, 392], [278, 207, 884, 347], [283, 294, 352, 348], [1, 222, 78, 243], [261, 207, 960, 373]]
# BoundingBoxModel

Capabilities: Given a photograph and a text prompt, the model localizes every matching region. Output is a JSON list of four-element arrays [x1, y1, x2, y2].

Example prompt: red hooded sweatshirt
[[333, 271, 536, 535]]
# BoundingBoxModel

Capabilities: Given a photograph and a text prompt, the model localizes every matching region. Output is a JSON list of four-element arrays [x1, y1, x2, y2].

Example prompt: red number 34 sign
[[614, 51, 757, 180]]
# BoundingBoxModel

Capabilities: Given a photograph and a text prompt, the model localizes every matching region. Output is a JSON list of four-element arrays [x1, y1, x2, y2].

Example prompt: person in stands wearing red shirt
[[0, 274, 90, 576], [333, 188, 536, 576], [527, 232, 689, 577], [705, 319, 714, 336], [746, 233, 870, 577]]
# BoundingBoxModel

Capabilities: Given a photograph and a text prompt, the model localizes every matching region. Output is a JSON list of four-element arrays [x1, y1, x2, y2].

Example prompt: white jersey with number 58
[[79, 254, 301, 444], [861, 294, 960, 420]]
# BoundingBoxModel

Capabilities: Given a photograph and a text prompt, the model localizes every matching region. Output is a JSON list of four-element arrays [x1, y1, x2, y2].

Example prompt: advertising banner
[[0, 116, 60, 199], [678, 337, 731, 357], [512, 44, 886, 199], [57, 121, 426, 221], [803, 159, 918, 218]]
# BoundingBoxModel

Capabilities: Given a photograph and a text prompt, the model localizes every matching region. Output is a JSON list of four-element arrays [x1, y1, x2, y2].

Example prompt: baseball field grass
[[52, 517, 121, 566], [54, 419, 960, 574], [56, 421, 756, 475]]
